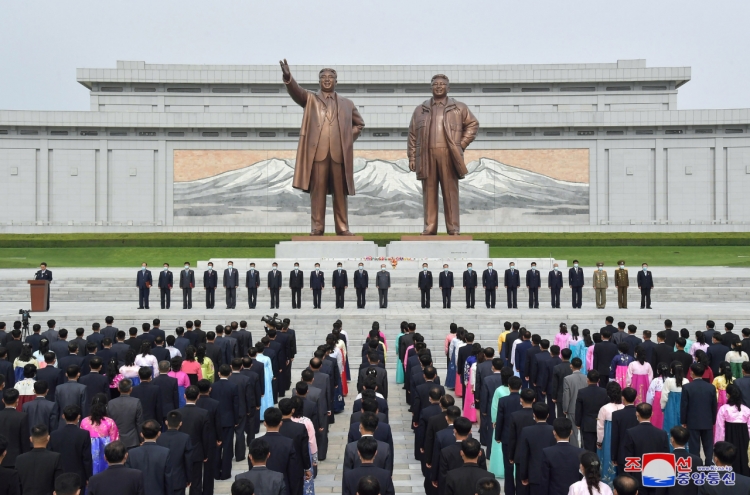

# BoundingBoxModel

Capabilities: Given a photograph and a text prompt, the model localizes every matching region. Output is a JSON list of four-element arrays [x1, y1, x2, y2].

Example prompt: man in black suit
[[236, 438, 286, 495], [568, 260, 584, 309], [443, 438, 490, 495], [254, 408, 300, 495], [357, 354, 388, 399], [223, 261, 239, 309], [637, 263, 654, 309], [131, 367, 163, 423], [462, 263, 477, 309], [504, 262, 520, 309], [15, 425, 63, 495], [412, 370, 445, 427], [623, 403, 670, 491], [575, 370, 609, 452], [593, 329, 619, 387], [516, 403, 555, 495], [600, 316, 617, 340], [0, 390, 29, 468], [668, 426, 702, 495], [279, 399, 312, 495], [526, 262, 541, 309], [706, 333, 730, 377], [354, 262, 369, 309], [22, 381, 58, 433], [418, 263, 433, 309], [309, 263, 324, 309], [495, 376, 522, 495], [482, 262, 498, 309], [700, 441, 750, 494], [550, 349, 573, 419], [539, 418, 585, 495], [152, 362, 179, 424], [721, 322, 741, 349], [439, 264, 454, 309], [157, 411, 193, 495], [610, 387, 639, 476], [479, 358, 505, 450], [136, 262, 153, 309], [177, 386, 212, 495], [196, 379, 221, 493], [48, 405, 93, 491], [50, 329, 71, 358], [434, 417, 487, 495], [670, 338, 694, 371], [210, 366, 240, 480], [332, 262, 348, 309], [289, 262, 304, 309], [101, 316, 118, 343], [36, 354, 63, 401], [268, 262, 282, 309], [624, 325, 642, 356], [203, 262, 218, 309], [342, 437, 395, 495], [538, 344, 561, 422], [736, 361, 750, 408], [681, 363, 717, 463], [179, 262, 195, 310], [55, 366, 88, 427], [530, 340, 552, 403], [126, 420, 172, 495], [88, 441, 145, 495], [34, 262, 53, 310], [158, 263, 174, 309], [229, 359, 256, 462], [344, 412, 393, 476], [245, 263, 261, 309], [414, 388, 442, 464], [650, 331, 674, 371], [548, 263, 563, 308], [507, 389, 536, 493]]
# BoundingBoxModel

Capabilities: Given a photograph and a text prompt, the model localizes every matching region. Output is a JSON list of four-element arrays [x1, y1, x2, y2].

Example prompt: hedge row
[[2, 232, 750, 248]]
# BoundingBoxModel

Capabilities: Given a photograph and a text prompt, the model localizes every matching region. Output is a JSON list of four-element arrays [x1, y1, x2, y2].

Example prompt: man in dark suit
[[349, 262, 367, 309], [245, 263, 261, 309], [15, 425, 63, 495], [670, 338, 694, 371], [177, 386, 213, 495], [514, 332, 532, 389], [343, 416, 393, 476], [434, 417, 487, 495], [418, 263, 433, 309], [516, 403, 555, 495], [254, 408, 301, 495], [494, 378, 522, 495], [637, 263, 654, 309], [568, 260, 584, 309], [681, 363, 717, 463], [523, 335, 543, 393], [210, 366, 240, 480], [268, 263, 282, 309], [223, 261, 239, 309], [152, 362, 179, 424], [551, 349, 573, 419], [36, 354, 63, 401], [507, 389, 536, 491], [357, 355, 388, 399], [22, 381, 58, 433], [539, 418, 585, 495], [706, 333, 730, 377], [668, 426, 702, 495], [55, 366, 88, 427], [342, 437, 395, 495], [236, 438, 288, 495], [526, 262, 541, 309], [504, 262, 520, 309], [49, 405, 93, 491], [624, 325, 642, 356], [109, 380, 145, 450], [531, 340, 552, 403], [101, 317, 118, 342], [289, 262, 304, 309], [203, 262, 218, 309], [0, 390, 29, 467], [721, 322, 741, 349], [131, 368, 163, 422], [412, 370, 445, 427], [309, 263, 324, 309], [623, 403, 670, 490], [610, 387, 638, 476], [651, 331, 674, 371], [126, 420, 172, 495], [157, 411, 193, 495], [600, 317, 617, 340], [593, 329, 619, 387], [229, 360, 256, 462], [462, 263, 478, 309], [438, 264, 454, 309], [482, 262, 499, 309], [179, 262, 195, 310], [87, 441, 145, 495], [332, 262, 348, 309], [479, 359, 505, 450], [50, 329, 71, 358], [735, 361, 750, 408], [136, 263, 153, 309], [34, 262, 53, 310], [375, 264, 390, 309], [662, 320, 679, 348], [700, 441, 750, 494], [575, 370, 609, 452], [279, 400, 312, 495], [548, 263, 564, 308], [158, 263, 174, 309], [443, 439, 490, 495]]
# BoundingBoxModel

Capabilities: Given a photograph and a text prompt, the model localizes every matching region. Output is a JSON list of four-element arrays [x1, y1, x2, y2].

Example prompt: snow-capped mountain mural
[[173, 156, 589, 227]]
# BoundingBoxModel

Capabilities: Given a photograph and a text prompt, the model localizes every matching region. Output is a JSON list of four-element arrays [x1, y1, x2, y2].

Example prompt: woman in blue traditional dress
[[660, 361, 686, 452], [596, 381, 623, 485], [395, 325, 406, 385], [81, 393, 120, 474], [569, 327, 592, 371]]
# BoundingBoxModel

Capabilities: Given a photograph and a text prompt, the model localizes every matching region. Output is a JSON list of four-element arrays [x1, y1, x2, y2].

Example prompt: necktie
[[326, 95, 334, 121]]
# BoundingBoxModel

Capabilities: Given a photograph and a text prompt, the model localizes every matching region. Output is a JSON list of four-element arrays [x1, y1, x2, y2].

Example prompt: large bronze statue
[[407, 74, 479, 235], [280, 59, 365, 236]]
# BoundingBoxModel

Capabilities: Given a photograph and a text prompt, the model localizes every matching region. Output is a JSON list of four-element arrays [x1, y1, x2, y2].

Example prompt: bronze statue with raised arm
[[407, 74, 479, 235], [280, 59, 365, 236]]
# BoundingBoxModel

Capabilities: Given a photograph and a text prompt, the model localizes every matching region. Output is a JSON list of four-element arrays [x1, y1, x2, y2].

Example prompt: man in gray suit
[[54, 365, 87, 429], [22, 381, 58, 434], [223, 261, 240, 309], [108, 379, 144, 449], [342, 413, 393, 475], [235, 438, 286, 495], [42, 320, 59, 343], [561, 357, 588, 448], [375, 264, 390, 309]]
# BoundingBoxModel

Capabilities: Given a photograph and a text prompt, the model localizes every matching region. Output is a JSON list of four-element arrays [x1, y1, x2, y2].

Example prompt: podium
[[28, 280, 49, 312]]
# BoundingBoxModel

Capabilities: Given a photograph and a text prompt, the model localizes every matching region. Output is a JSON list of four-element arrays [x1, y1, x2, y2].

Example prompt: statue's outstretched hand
[[279, 59, 291, 81]]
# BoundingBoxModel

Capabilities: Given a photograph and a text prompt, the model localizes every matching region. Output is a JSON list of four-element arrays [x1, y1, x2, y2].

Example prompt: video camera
[[18, 309, 31, 336], [260, 313, 282, 327]]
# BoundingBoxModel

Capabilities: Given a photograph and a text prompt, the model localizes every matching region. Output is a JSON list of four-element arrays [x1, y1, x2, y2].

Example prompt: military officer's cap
[[596, 262, 604, 267], [617, 260, 625, 265]]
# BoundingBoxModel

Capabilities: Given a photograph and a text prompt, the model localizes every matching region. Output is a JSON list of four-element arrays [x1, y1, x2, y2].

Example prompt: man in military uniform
[[593, 262, 608, 309], [614, 260, 629, 309]]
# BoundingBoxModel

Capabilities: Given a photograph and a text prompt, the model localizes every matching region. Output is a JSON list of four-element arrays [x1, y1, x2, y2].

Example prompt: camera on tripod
[[18, 309, 31, 336], [260, 313, 282, 327]]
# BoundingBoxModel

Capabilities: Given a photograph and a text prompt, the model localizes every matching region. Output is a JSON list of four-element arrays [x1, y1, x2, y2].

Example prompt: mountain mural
[[173, 157, 589, 225]]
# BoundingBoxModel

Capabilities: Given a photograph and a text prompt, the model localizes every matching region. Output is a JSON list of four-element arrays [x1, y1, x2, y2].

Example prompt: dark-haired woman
[[81, 393, 119, 474], [660, 362, 686, 450], [714, 383, 750, 476], [646, 362, 670, 430], [570, 326, 590, 370], [568, 451, 612, 495], [596, 382, 623, 484], [13, 343, 38, 383], [626, 345, 653, 404]]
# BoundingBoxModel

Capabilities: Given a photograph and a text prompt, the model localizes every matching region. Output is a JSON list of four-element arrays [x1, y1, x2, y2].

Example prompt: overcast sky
[[2, 0, 748, 112]]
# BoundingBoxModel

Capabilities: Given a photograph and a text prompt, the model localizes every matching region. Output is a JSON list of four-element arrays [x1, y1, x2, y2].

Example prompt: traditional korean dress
[[168, 370, 191, 408], [119, 365, 141, 386], [646, 376, 665, 429], [453, 340, 466, 398], [553, 333, 571, 352], [586, 345, 596, 372], [256, 352, 274, 416], [445, 333, 457, 389], [293, 415, 317, 495], [726, 351, 749, 379], [715, 403, 750, 476], [713, 375, 732, 410], [660, 377, 683, 451], [609, 353, 634, 389], [462, 357, 478, 422], [13, 377, 36, 410], [570, 339, 588, 371], [597, 402, 624, 484], [626, 360, 654, 405], [13, 358, 39, 383], [81, 416, 120, 474], [395, 333, 405, 385], [488, 385, 510, 478]]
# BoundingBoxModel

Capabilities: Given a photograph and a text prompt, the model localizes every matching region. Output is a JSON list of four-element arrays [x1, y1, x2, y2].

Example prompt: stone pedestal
[[275, 240, 379, 259], [387, 236, 489, 258]]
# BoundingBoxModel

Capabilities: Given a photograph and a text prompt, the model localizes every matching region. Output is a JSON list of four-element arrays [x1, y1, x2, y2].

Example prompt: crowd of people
[[0, 314, 749, 495]]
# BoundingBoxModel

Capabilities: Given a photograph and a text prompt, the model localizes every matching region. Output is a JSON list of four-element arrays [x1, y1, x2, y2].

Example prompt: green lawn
[[0, 245, 749, 268]]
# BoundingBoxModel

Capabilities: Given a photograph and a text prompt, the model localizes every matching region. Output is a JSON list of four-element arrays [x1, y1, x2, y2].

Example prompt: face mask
[[208, 266, 213, 271], [510, 266, 515, 270], [141, 267, 146, 271], [619, 265, 624, 270], [315, 267, 320, 271], [184, 265, 189, 269], [423, 267, 428, 271], [294, 266, 299, 270], [444, 269, 449, 273], [531, 266, 536, 271], [598, 267, 603, 271], [468, 267, 472, 272], [250, 267, 255, 271], [381, 267, 386, 271], [273, 266, 277, 270], [554, 267, 559, 271], [574, 264, 579, 268], [338, 267, 342, 270], [228, 265, 233, 269], [359, 266, 363, 270], [643, 267, 648, 271]]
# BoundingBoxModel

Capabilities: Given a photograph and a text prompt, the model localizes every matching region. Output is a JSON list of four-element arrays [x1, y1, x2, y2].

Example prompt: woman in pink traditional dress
[[714, 384, 750, 477], [586, 334, 601, 372], [689, 331, 709, 361], [646, 362, 669, 429], [81, 393, 120, 474], [626, 346, 654, 404], [553, 323, 571, 352], [462, 344, 483, 423], [168, 356, 191, 408], [609, 343, 634, 389]]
